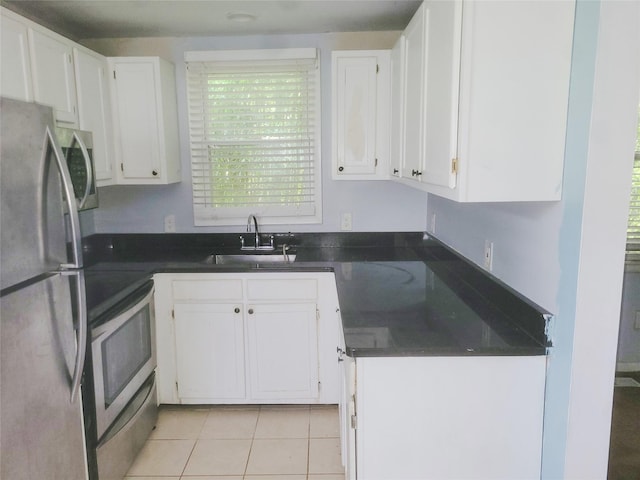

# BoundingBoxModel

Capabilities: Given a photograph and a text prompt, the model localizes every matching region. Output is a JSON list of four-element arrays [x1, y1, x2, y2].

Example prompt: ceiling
[[1, 1, 422, 41]]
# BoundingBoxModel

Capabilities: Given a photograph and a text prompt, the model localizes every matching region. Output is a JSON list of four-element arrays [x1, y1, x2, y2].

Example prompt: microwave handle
[[46, 127, 83, 270], [72, 131, 94, 210]]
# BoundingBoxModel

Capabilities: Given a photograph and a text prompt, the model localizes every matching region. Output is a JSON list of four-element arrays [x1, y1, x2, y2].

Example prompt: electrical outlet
[[341, 212, 352, 231], [430, 213, 436, 233], [164, 214, 176, 233], [483, 240, 494, 271]]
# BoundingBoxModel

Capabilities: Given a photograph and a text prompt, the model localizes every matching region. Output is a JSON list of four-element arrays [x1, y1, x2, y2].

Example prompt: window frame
[[185, 48, 322, 227]]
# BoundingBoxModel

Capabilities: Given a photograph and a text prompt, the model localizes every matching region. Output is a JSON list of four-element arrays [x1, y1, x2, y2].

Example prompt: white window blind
[[185, 49, 321, 226]]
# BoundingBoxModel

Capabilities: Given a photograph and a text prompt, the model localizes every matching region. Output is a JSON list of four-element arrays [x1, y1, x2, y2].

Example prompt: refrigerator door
[[1, 272, 88, 480], [0, 97, 83, 290]]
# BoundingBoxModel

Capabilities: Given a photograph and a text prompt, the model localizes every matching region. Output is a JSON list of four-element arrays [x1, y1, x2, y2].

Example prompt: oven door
[[91, 281, 155, 440]]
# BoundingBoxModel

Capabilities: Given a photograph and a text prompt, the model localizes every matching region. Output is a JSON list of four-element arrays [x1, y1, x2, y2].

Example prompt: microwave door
[[69, 132, 93, 210]]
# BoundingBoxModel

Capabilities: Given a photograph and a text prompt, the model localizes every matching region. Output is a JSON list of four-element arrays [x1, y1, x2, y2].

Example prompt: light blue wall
[[83, 32, 429, 234]]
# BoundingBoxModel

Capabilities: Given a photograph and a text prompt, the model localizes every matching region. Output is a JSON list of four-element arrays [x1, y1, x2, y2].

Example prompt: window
[[627, 103, 640, 257], [185, 48, 321, 226]]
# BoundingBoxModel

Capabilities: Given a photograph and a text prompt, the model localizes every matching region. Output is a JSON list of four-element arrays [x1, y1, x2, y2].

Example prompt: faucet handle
[[239, 235, 245, 248], [269, 235, 275, 248]]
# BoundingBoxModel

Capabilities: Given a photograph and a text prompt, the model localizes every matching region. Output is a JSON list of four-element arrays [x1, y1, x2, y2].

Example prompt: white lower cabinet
[[247, 302, 318, 400], [341, 355, 547, 480], [174, 302, 246, 401], [154, 272, 341, 405]]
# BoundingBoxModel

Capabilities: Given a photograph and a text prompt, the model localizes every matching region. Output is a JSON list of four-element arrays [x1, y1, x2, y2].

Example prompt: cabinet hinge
[[113, 70, 116, 80], [374, 158, 378, 167], [171, 308, 175, 319], [316, 307, 320, 321], [351, 414, 357, 429], [175, 381, 179, 392], [120, 163, 124, 172], [451, 158, 458, 174], [376, 63, 380, 74]]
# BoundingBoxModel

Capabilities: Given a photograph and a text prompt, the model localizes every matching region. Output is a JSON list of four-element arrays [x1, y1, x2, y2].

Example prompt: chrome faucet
[[247, 214, 260, 248], [241, 214, 275, 251]]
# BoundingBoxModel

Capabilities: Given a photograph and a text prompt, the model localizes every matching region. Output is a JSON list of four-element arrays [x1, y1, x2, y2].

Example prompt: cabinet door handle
[[234, 307, 240, 313], [248, 308, 254, 314], [393, 168, 399, 174], [412, 169, 422, 177], [152, 170, 158, 176], [338, 166, 344, 172]]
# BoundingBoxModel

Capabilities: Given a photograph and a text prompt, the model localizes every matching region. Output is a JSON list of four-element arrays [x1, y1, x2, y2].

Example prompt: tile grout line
[[181, 405, 210, 478]]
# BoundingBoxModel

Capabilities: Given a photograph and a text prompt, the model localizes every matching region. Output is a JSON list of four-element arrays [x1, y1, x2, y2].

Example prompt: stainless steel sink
[[202, 253, 297, 265]]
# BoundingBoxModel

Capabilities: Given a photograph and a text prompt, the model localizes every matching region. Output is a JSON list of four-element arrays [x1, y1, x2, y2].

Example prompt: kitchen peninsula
[[83, 231, 549, 479]]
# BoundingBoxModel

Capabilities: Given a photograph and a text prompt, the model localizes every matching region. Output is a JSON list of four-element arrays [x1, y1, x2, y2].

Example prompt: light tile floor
[[125, 404, 345, 480]]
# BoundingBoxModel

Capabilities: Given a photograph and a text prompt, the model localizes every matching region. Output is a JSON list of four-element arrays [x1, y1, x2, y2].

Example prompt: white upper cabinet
[[332, 50, 390, 180], [389, 36, 405, 179], [395, 0, 575, 202], [28, 27, 78, 125], [401, 5, 426, 185], [73, 47, 116, 186], [1, 9, 33, 102], [109, 57, 181, 185]]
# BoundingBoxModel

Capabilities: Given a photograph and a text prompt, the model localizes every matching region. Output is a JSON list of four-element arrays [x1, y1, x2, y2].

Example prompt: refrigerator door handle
[[46, 127, 83, 269], [71, 131, 93, 210], [62, 269, 87, 403]]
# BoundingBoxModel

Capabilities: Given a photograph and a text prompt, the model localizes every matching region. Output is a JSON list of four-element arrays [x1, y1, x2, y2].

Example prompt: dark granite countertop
[[83, 232, 551, 356]]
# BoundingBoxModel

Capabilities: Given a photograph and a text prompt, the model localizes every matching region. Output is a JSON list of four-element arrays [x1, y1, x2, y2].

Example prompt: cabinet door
[[247, 303, 318, 400], [389, 36, 405, 178], [338, 341, 356, 480], [174, 303, 245, 401], [74, 48, 115, 185], [422, 0, 462, 190], [28, 28, 77, 124], [0, 12, 33, 101], [332, 53, 383, 179], [111, 59, 162, 182], [401, 3, 425, 183]]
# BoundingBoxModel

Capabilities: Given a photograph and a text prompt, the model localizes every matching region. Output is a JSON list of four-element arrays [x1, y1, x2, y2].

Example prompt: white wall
[[427, 1, 640, 478], [83, 32, 429, 234]]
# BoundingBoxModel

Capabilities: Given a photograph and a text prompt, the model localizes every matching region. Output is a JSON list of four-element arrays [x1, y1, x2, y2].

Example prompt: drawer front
[[172, 279, 243, 301], [246, 278, 317, 301]]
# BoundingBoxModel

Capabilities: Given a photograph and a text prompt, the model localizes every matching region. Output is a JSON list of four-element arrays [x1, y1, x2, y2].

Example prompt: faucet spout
[[247, 214, 260, 248]]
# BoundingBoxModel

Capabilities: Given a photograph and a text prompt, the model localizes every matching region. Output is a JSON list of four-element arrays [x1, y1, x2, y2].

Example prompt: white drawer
[[172, 279, 243, 301], [246, 278, 317, 301]]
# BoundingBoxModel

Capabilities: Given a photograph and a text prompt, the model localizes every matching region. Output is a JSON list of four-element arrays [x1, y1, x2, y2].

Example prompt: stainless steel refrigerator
[[1, 97, 88, 479]]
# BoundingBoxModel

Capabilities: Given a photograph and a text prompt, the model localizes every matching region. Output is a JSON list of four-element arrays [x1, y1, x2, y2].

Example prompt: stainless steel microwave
[[55, 127, 98, 211]]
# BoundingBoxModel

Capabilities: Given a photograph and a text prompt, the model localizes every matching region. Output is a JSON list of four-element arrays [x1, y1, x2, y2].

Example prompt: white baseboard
[[616, 362, 640, 372]]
